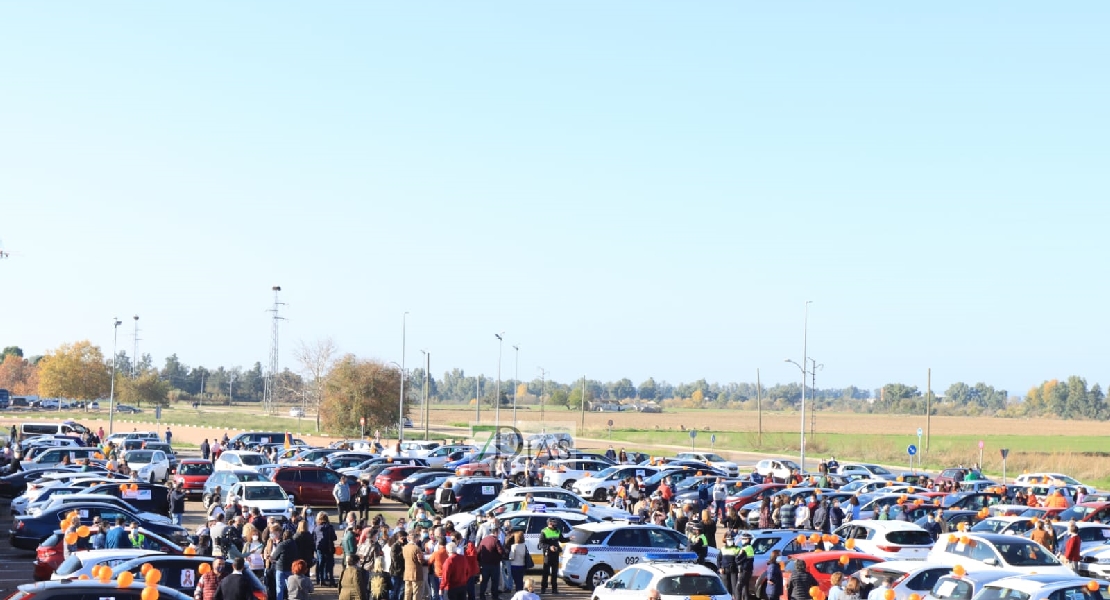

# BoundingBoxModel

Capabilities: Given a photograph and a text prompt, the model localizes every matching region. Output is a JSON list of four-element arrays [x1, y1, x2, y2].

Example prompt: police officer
[[736, 532, 755, 600], [539, 518, 567, 594], [717, 534, 740, 595], [687, 523, 709, 565]]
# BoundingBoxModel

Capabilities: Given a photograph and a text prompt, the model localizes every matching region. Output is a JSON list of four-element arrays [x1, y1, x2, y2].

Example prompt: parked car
[[11, 502, 189, 550], [202, 469, 269, 505], [389, 469, 456, 505], [926, 532, 1073, 575], [923, 568, 1022, 600], [837, 463, 898, 481], [373, 465, 428, 497], [7, 581, 192, 600], [592, 553, 725, 600], [289, 407, 305, 418], [834, 520, 935, 560], [270, 465, 359, 506], [172, 459, 213, 499], [755, 459, 802, 482], [971, 574, 1106, 600], [855, 561, 955, 600], [214, 450, 270, 472], [228, 481, 295, 520], [46, 548, 158, 582], [110, 554, 268, 598], [82, 481, 172, 516], [436, 476, 504, 513], [123, 449, 171, 483], [780, 551, 884, 594], [572, 465, 663, 501]]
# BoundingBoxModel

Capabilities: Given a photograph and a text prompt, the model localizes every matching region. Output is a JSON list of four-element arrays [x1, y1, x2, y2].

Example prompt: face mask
[[252, 536, 260, 542]]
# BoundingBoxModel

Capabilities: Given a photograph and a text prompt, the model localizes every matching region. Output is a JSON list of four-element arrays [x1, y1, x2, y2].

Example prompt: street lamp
[[494, 333, 504, 432], [108, 318, 122, 435], [399, 312, 409, 443], [512, 344, 519, 427], [132, 315, 140, 377], [784, 300, 813, 472], [538, 367, 547, 431], [420, 349, 430, 441]]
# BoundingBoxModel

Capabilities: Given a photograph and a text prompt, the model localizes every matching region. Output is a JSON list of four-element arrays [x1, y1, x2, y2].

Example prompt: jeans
[[714, 500, 725, 519], [429, 574, 442, 600], [275, 569, 289, 600], [391, 575, 406, 600], [467, 576, 477, 600], [316, 550, 336, 586], [479, 564, 500, 599], [172, 513, 183, 526]]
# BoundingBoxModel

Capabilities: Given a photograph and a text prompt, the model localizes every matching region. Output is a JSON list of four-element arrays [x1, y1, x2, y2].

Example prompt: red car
[[373, 466, 427, 497], [271, 466, 361, 506], [776, 551, 884, 597], [1058, 502, 1110, 524], [455, 458, 494, 477], [33, 526, 183, 580], [172, 459, 214, 499]]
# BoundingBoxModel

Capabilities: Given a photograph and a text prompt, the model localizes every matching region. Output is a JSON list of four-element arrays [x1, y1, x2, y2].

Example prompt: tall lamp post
[[420, 350, 430, 441], [538, 367, 547, 431], [494, 333, 504, 433], [399, 312, 408, 443], [785, 300, 813, 472], [512, 345, 519, 426], [108, 318, 122, 435]]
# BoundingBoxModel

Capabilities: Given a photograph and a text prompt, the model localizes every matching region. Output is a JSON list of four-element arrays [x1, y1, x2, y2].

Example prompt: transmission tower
[[262, 286, 286, 414]]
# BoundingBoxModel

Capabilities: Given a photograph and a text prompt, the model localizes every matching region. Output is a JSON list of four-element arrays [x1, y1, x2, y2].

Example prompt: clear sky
[[2, 3, 1107, 397]]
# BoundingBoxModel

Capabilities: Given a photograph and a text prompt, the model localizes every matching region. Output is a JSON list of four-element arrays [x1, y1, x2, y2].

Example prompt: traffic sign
[[711, 434, 717, 444], [689, 430, 698, 439], [607, 419, 614, 427], [907, 444, 917, 456], [1000, 448, 1010, 459], [917, 427, 923, 437], [978, 440, 984, 449], [360, 417, 366, 426]]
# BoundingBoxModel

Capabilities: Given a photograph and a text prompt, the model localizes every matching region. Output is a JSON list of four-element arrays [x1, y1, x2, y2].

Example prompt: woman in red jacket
[[1063, 524, 1082, 572]]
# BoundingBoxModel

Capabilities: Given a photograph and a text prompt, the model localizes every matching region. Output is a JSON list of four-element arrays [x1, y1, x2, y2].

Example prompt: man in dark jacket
[[389, 532, 406, 600], [475, 532, 504, 600], [828, 500, 845, 531], [812, 500, 829, 534], [736, 533, 755, 600], [786, 559, 818, 600], [169, 484, 187, 527], [717, 536, 739, 597], [270, 530, 299, 600], [539, 518, 567, 595], [777, 500, 796, 530], [217, 557, 254, 600]]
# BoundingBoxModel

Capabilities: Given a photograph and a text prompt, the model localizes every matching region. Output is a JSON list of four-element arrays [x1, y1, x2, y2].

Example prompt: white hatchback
[[925, 532, 1073, 576], [228, 481, 294, 520], [835, 520, 935, 560], [215, 450, 269, 472], [591, 554, 729, 600], [124, 449, 171, 483]]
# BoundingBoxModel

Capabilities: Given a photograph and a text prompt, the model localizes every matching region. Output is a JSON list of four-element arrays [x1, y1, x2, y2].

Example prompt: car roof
[[985, 575, 1100, 593], [635, 562, 718, 576], [72, 548, 157, 558], [964, 533, 1035, 544], [797, 551, 880, 563], [852, 520, 928, 531], [982, 516, 1032, 523], [866, 560, 948, 574], [222, 450, 264, 456], [499, 510, 591, 521], [232, 481, 282, 488], [179, 458, 211, 464], [572, 521, 667, 533]]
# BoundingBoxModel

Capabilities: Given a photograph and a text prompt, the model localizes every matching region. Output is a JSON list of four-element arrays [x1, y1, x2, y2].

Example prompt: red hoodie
[[440, 553, 469, 590]]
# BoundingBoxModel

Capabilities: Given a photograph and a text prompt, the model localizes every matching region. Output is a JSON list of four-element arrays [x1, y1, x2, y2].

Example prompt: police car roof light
[[643, 552, 698, 563]]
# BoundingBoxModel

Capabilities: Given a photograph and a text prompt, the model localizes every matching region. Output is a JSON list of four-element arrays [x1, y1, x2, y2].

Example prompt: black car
[[0, 466, 93, 496], [642, 466, 728, 496], [914, 509, 982, 532], [940, 492, 1004, 510], [446, 477, 504, 512], [7, 581, 191, 600], [111, 554, 266, 597], [84, 481, 172, 516], [390, 469, 456, 504], [11, 502, 189, 550]]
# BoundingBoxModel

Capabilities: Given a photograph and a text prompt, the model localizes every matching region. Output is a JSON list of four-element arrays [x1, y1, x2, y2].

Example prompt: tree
[[2, 346, 23, 360], [547, 389, 569, 408], [118, 370, 171, 407], [568, 386, 594, 410], [0, 354, 38, 395], [37, 341, 111, 401], [295, 338, 337, 432], [321, 356, 404, 436], [638, 378, 657, 400]]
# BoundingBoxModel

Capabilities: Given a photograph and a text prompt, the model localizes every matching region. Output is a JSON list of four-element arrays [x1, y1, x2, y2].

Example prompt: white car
[[856, 561, 958, 600], [444, 497, 569, 532], [1013, 473, 1084, 487], [124, 449, 171, 483], [755, 459, 801, 482], [972, 516, 1036, 536], [289, 407, 305, 418], [974, 575, 1106, 600], [215, 450, 269, 472], [923, 568, 1023, 600], [498, 486, 631, 521], [394, 441, 440, 458], [674, 452, 740, 477], [838, 463, 898, 481], [834, 520, 935, 560], [424, 445, 477, 468], [1052, 522, 1110, 554], [591, 553, 729, 600], [543, 459, 614, 490], [925, 532, 1073, 575], [573, 465, 662, 502], [51, 549, 159, 581], [228, 482, 295, 520], [560, 522, 719, 589], [499, 511, 597, 565]]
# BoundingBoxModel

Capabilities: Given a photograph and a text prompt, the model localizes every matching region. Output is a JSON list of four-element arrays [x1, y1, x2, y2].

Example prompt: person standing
[[476, 529, 505, 600], [538, 518, 566, 595], [105, 517, 129, 549], [218, 557, 255, 600], [764, 551, 784, 600], [1063, 523, 1082, 572], [201, 439, 211, 461], [287, 559, 315, 600], [389, 531, 408, 600], [315, 513, 339, 587], [170, 482, 186, 527], [196, 558, 227, 600], [508, 531, 527, 592], [335, 475, 353, 523], [440, 542, 469, 600], [271, 529, 300, 600], [736, 533, 755, 600], [403, 530, 427, 600], [786, 560, 818, 600], [712, 478, 729, 520], [165, 427, 173, 446], [339, 554, 367, 600], [717, 535, 739, 597]]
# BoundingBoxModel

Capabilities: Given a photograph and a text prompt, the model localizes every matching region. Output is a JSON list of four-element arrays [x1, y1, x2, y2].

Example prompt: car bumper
[[32, 559, 55, 581], [1080, 563, 1110, 578], [10, 530, 44, 551]]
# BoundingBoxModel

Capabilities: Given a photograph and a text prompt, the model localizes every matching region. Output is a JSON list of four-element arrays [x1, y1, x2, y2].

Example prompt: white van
[[22, 447, 101, 471], [21, 422, 86, 437]]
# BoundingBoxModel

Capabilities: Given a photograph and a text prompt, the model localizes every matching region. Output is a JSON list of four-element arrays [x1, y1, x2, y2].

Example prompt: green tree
[[568, 386, 594, 410], [119, 370, 171, 407], [638, 378, 657, 400], [547, 388, 569, 407], [2, 346, 23, 360], [321, 356, 405, 436]]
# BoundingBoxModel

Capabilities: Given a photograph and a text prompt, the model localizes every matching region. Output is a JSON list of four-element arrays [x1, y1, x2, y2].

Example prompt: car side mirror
[[983, 558, 998, 566]]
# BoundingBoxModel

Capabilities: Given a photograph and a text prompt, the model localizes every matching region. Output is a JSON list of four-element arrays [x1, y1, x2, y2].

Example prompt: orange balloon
[[119, 484, 128, 493], [130, 483, 139, 492], [809, 534, 822, 544], [829, 535, 840, 544], [947, 534, 957, 543], [79, 574, 90, 580], [846, 539, 856, 550], [334, 545, 343, 556], [1087, 581, 1100, 592], [839, 555, 850, 565], [184, 546, 197, 556], [65, 532, 79, 545], [77, 525, 90, 538], [952, 565, 966, 577], [909, 594, 921, 600], [897, 498, 906, 505], [98, 569, 113, 584], [884, 589, 895, 600], [91, 566, 102, 578], [141, 564, 153, 575], [796, 535, 807, 545], [960, 536, 970, 545], [141, 586, 160, 600], [117, 571, 135, 588], [822, 534, 832, 544], [957, 522, 968, 532], [145, 568, 162, 585], [913, 499, 923, 506], [582, 504, 589, 513], [810, 586, 821, 598], [198, 563, 211, 575]]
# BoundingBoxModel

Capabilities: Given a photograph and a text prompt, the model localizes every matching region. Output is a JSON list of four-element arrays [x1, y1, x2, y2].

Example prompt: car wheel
[[592, 489, 608, 502], [514, 474, 527, 485], [586, 565, 613, 589], [149, 472, 156, 483]]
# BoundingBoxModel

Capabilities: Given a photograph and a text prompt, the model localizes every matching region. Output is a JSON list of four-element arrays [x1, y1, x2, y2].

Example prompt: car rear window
[[54, 554, 84, 576], [568, 529, 608, 545], [180, 463, 213, 476], [976, 588, 1031, 600], [656, 575, 727, 596], [886, 530, 934, 545], [931, 577, 974, 600]]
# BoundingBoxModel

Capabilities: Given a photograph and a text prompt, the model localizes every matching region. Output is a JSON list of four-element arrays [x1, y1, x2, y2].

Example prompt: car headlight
[[1098, 558, 1110, 565]]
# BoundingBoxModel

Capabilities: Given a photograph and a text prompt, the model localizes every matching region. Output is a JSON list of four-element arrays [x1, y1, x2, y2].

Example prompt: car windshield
[[239, 454, 266, 466], [592, 467, 618, 479], [782, 461, 800, 470], [1058, 506, 1093, 520], [244, 486, 287, 501], [125, 451, 155, 463], [180, 463, 213, 476], [995, 541, 1060, 566], [701, 454, 726, 462], [972, 520, 1011, 533], [236, 473, 266, 483], [975, 588, 1031, 600], [869, 466, 892, 475], [656, 575, 727, 596]]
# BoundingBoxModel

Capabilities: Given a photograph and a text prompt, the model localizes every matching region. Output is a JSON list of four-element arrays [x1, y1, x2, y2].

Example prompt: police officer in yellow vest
[[736, 532, 755, 600], [717, 534, 741, 595], [539, 518, 567, 594]]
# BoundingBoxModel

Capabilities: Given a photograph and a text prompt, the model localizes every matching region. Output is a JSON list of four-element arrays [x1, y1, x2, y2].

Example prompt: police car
[[498, 486, 632, 521], [572, 465, 661, 501], [499, 510, 598, 565], [591, 553, 729, 600], [559, 522, 720, 589]]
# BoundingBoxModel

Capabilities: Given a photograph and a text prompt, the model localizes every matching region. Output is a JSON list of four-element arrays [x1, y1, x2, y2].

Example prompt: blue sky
[[2, 3, 1107, 396]]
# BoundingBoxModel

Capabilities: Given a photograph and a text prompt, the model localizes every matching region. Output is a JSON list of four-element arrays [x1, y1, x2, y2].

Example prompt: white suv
[[573, 465, 661, 501], [498, 486, 630, 521], [755, 459, 800, 482], [214, 451, 270, 472], [834, 520, 934, 560], [559, 522, 719, 589], [543, 459, 613, 490], [925, 532, 1073, 576]]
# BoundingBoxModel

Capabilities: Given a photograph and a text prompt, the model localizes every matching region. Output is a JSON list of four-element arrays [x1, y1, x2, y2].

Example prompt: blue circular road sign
[[907, 444, 918, 456]]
